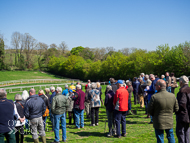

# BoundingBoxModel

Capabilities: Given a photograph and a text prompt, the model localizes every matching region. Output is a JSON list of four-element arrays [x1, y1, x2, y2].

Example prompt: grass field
[[0, 71, 60, 82], [1, 71, 183, 143]]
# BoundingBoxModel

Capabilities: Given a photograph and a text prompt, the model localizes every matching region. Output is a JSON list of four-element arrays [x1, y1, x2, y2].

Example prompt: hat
[[71, 83, 73, 85], [116, 80, 123, 84], [179, 75, 189, 84], [69, 89, 73, 93]]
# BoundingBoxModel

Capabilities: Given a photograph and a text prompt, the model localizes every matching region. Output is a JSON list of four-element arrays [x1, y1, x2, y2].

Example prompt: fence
[[0, 79, 81, 87]]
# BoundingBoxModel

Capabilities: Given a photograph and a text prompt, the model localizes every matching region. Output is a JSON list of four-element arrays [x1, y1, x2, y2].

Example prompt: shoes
[[114, 135, 121, 138], [95, 123, 98, 126], [50, 130, 54, 132], [122, 133, 127, 137], [149, 122, 153, 124], [107, 134, 112, 137], [89, 124, 95, 126], [51, 141, 60, 143], [81, 127, 84, 128], [63, 140, 66, 142]]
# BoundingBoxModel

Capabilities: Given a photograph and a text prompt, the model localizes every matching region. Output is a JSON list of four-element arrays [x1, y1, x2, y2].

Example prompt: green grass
[[6, 84, 183, 143], [0, 71, 60, 82]]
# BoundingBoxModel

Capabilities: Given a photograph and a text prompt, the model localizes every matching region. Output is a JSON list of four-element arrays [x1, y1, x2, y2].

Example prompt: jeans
[[106, 110, 116, 135], [15, 125, 24, 143], [176, 120, 190, 143], [43, 116, 47, 130], [128, 100, 131, 110], [148, 100, 153, 122], [54, 113, 67, 141], [114, 110, 127, 137], [166, 86, 171, 93], [155, 128, 175, 143], [74, 109, 84, 128], [25, 119, 29, 130], [133, 92, 139, 104], [49, 109, 55, 130], [0, 130, 16, 143], [91, 107, 99, 125]]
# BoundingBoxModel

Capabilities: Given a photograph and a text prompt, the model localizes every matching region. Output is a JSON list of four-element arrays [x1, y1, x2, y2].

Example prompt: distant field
[[0, 71, 60, 82]]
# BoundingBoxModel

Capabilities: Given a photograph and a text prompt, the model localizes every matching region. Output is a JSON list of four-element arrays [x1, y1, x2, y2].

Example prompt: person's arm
[[176, 92, 186, 114], [174, 98, 179, 113], [104, 94, 108, 107], [148, 96, 154, 116], [24, 102, 30, 119], [113, 91, 118, 106], [51, 97, 56, 114]]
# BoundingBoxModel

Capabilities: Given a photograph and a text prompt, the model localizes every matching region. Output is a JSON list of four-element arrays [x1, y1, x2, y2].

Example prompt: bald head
[[156, 79, 166, 90], [29, 88, 36, 96]]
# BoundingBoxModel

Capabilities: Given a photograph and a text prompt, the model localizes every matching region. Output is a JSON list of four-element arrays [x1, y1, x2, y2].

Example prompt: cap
[[116, 80, 123, 84]]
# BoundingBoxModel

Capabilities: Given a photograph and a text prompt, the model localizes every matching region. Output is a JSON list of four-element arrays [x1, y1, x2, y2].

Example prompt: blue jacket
[[24, 94, 46, 120], [132, 80, 140, 93], [49, 91, 56, 105], [0, 98, 14, 133], [62, 89, 69, 98], [147, 78, 159, 100]]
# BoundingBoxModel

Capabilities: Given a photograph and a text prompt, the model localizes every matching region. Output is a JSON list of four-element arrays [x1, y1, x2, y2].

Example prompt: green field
[[2, 71, 183, 143]]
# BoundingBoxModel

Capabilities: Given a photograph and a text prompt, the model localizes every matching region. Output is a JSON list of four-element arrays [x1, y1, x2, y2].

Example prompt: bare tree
[[11, 32, 21, 65], [92, 47, 106, 61], [58, 41, 68, 55]]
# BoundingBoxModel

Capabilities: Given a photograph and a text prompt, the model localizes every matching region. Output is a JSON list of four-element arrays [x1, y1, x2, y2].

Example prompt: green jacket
[[51, 92, 69, 115], [148, 89, 179, 130]]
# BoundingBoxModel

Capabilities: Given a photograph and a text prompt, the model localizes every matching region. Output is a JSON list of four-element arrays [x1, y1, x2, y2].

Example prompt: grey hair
[[127, 81, 132, 86], [141, 73, 145, 76], [76, 84, 81, 89], [145, 74, 149, 79], [91, 82, 97, 89], [0, 88, 7, 99], [56, 87, 62, 93], [179, 75, 189, 85], [65, 84, 68, 88], [50, 86, 55, 91], [106, 85, 112, 92], [150, 74, 155, 79], [22, 90, 29, 100], [157, 80, 166, 89], [15, 94, 22, 101], [161, 75, 165, 78]]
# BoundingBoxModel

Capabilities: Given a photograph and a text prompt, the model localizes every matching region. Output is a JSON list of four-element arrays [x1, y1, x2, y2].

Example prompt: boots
[[34, 138, 39, 143], [41, 136, 46, 143], [128, 110, 134, 115], [69, 116, 72, 125]]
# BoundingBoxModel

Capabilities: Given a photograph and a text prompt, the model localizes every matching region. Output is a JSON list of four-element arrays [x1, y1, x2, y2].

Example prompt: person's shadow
[[70, 131, 106, 137]]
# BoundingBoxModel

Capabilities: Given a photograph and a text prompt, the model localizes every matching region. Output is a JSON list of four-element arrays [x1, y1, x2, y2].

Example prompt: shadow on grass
[[70, 131, 106, 137]]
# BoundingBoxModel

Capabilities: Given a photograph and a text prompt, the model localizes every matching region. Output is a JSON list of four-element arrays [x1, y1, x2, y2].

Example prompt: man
[[176, 75, 190, 143], [85, 80, 91, 90], [132, 77, 140, 105], [76, 82, 83, 90], [110, 78, 117, 93], [147, 74, 159, 124], [24, 88, 46, 143], [140, 73, 146, 82], [49, 86, 56, 132], [69, 83, 76, 92], [62, 84, 69, 98], [113, 80, 129, 138], [73, 85, 85, 129], [0, 89, 16, 143], [84, 84, 91, 118], [165, 72, 171, 92], [148, 80, 179, 143], [51, 87, 68, 143]]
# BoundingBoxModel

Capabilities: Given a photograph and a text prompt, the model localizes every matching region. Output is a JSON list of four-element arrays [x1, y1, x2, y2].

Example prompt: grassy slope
[[6, 84, 182, 143], [0, 71, 60, 82]]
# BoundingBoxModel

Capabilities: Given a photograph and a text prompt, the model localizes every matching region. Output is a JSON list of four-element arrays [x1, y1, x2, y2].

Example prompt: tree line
[[0, 32, 190, 81]]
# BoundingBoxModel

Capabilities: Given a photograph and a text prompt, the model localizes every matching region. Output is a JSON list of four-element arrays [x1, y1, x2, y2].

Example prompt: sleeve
[[177, 92, 187, 114], [42, 99, 46, 115], [14, 104, 20, 119], [24, 101, 30, 119], [174, 98, 179, 113], [104, 94, 108, 107], [113, 91, 118, 106], [65, 98, 69, 108], [148, 96, 154, 116], [51, 97, 56, 114]]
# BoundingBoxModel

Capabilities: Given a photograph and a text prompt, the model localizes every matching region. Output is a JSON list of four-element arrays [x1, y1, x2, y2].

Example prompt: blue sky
[[0, 0, 190, 51]]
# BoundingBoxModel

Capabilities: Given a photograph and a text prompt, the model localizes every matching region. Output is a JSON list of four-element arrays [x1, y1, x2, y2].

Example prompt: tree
[[79, 47, 94, 60], [70, 46, 84, 55], [0, 38, 5, 69], [58, 41, 68, 55]]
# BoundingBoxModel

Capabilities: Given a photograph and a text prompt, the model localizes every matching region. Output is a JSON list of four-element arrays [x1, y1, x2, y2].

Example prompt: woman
[[171, 72, 178, 94], [127, 81, 133, 115], [104, 85, 116, 137], [89, 82, 101, 126], [161, 75, 166, 81], [21, 90, 29, 130], [14, 94, 25, 143], [96, 82, 103, 105], [38, 89, 50, 130], [67, 90, 75, 125], [45, 88, 51, 99]]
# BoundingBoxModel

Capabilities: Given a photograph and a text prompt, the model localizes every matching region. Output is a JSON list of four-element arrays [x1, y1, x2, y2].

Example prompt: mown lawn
[[0, 71, 60, 82], [6, 84, 182, 143]]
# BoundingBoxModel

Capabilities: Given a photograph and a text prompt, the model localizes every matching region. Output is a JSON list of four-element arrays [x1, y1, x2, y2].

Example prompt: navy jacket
[[104, 90, 115, 112], [132, 80, 140, 94], [49, 91, 56, 105], [0, 98, 14, 133], [24, 94, 46, 120]]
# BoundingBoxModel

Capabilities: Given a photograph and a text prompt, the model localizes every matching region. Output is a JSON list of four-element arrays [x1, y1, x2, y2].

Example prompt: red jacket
[[113, 87, 129, 111]]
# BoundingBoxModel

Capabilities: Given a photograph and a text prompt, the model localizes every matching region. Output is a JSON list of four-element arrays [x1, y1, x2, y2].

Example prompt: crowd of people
[[0, 72, 190, 143]]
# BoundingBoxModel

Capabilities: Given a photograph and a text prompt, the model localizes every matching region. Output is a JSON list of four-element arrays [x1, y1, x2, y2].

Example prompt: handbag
[[43, 107, 49, 117]]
